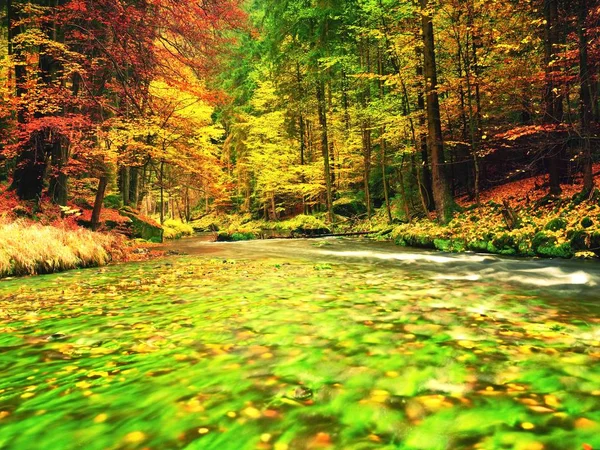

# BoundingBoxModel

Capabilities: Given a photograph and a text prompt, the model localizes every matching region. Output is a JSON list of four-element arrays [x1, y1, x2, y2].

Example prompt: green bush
[[581, 217, 594, 228], [103, 194, 123, 209]]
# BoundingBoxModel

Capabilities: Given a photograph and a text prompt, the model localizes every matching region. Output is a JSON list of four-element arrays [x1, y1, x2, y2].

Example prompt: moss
[[216, 231, 257, 242], [536, 242, 574, 259], [492, 233, 517, 255], [163, 219, 195, 240], [191, 214, 223, 232], [119, 208, 163, 242], [467, 240, 489, 253], [544, 217, 567, 232], [532, 231, 555, 251], [434, 238, 466, 253], [103, 194, 123, 209], [279, 215, 330, 236], [486, 241, 498, 254], [570, 230, 590, 251], [231, 232, 256, 241], [332, 197, 367, 217]]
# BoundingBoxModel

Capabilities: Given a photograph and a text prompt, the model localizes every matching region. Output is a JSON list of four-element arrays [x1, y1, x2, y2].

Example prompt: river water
[[166, 236, 600, 301], [1, 237, 599, 449]]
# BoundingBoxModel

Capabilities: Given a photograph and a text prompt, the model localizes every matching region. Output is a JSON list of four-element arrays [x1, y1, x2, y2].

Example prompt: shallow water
[[1, 238, 600, 449]]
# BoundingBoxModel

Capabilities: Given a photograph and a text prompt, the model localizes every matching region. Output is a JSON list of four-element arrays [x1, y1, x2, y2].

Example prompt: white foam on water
[[317, 250, 492, 264]]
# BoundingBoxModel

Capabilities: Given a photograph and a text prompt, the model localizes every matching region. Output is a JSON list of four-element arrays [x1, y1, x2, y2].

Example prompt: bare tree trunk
[[544, 0, 563, 196], [91, 176, 108, 231], [420, 0, 454, 223], [316, 80, 334, 222], [160, 160, 165, 224], [579, 0, 594, 195], [415, 46, 434, 212]]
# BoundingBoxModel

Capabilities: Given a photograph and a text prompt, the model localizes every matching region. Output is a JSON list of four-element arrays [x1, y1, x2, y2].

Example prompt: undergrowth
[[0, 219, 121, 278]]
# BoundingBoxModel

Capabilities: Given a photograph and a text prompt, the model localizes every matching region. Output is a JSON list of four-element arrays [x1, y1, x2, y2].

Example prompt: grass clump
[[163, 219, 195, 240], [0, 220, 119, 278]]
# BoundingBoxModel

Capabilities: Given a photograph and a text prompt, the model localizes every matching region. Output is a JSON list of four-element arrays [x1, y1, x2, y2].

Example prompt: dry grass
[[0, 219, 120, 278]]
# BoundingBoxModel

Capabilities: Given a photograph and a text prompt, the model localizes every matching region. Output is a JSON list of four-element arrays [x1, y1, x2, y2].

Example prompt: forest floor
[[389, 165, 600, 260]]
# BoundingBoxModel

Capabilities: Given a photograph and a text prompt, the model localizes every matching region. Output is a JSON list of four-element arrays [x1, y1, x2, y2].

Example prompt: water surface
[[1, 238, 599, 449]]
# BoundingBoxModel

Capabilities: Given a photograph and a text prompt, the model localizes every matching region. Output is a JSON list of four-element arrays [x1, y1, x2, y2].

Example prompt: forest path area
[[1, 240, 600, 449]]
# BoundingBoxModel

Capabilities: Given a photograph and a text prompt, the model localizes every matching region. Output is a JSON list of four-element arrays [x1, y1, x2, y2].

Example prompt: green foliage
[[102, 194, 123, 209]]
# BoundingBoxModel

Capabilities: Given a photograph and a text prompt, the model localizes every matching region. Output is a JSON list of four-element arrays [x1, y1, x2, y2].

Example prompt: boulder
[[119, 207, 163, 242]]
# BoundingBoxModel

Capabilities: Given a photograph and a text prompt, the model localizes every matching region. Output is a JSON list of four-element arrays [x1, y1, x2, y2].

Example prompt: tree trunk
[[544, 0, 563, 196], [420, 0, 454, 223], [160, 160, 165, 224], [129, 167, 140, 207], [120, 166, 130, 206], [316, 80, 334, 223], [362, 124, 372, 219], [49, 140, 68, 205], [91, 176, 108, 231], [579, 0, 594, 195], [415, 46, 434, 212]]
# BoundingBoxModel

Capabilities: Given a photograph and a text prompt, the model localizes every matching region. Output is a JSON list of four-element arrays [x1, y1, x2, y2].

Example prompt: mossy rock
[[216, 232, 256, 242], [532, 231, 555, 251], [486, 241, 499, 254], [119, 208, 163, 242], [536, 242, 574, 259], [590, 232, 600, 257], [285, 215, 331, 237], [492, 233, 518, 255], [467, 240, 489, 253], [434, 239, 466, 253], [570, 230, 590, 251], [401, 233, 435, 249], [544, 217, 567, 232], [332, 198, 367, 217]]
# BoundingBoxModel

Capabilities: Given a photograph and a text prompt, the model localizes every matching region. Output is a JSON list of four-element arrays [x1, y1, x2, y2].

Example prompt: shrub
[[103, 194, 123, 209]]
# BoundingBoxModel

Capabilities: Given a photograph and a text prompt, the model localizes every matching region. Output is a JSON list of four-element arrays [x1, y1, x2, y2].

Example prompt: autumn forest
[[2, 1, 600, 450], [0, 0, 598, 231]]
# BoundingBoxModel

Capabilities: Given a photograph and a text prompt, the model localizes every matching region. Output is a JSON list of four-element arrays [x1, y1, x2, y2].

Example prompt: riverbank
[[390, 174, 600, 259], [0, 220, 122, 278]]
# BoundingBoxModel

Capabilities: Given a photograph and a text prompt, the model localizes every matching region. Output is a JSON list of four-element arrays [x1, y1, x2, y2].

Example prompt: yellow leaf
[[124, 431, 146, 443], [243, 407, 261, 419], [94, 413, 108, 424]]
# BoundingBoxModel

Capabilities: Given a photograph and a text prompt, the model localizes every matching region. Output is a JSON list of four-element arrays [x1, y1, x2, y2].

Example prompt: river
[[1, 237, 599, 449]]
